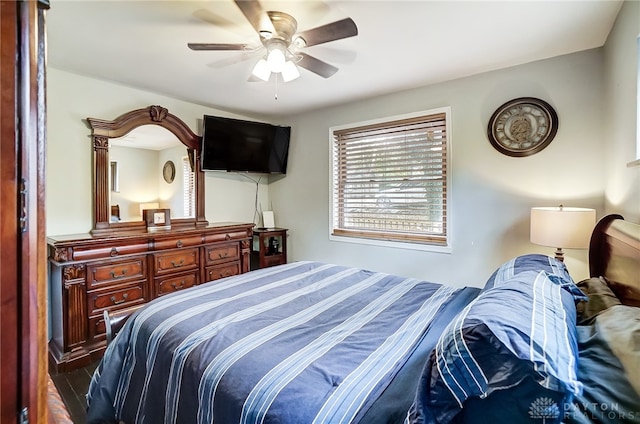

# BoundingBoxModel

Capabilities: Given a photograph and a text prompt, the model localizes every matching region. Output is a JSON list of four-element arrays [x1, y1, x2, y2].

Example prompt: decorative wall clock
[[163, 160, 175, 183], [487, 97, 559, 157]]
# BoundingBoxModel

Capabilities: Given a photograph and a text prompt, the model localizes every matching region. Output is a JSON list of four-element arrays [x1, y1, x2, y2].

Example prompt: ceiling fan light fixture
[[266, 46, 286, 73], [252, 58, 271, 81], [281, 61, 300, 82], [188, 1, 359, 82]]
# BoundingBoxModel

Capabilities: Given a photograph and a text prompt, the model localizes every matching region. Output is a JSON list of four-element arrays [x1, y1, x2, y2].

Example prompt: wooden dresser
[[47, 222, 254, 373]]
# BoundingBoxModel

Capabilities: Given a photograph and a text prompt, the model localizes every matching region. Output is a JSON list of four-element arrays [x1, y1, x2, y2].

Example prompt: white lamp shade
[[252, 59, 271, 81], [266, 47, 285, 73], [530, 206, 596, 249], [281, 61, 300, 82]]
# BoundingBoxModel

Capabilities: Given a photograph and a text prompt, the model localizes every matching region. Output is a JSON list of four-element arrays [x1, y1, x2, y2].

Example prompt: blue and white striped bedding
[[483, 253, 574, 292], [86, 261, 479, 424], [409, 264, 585, 424]]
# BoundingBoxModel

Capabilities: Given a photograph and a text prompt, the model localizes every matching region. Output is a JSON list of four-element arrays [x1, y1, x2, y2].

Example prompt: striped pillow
[[483, 254, 575, 292], [410, 270, 584, 424]]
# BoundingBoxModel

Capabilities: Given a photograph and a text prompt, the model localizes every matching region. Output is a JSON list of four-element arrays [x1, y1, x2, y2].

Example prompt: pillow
[[408, 270, 584, 424], [575, 276, 621, 325], [594, 305, 640, 395], [564, 304, 640, 423], [483, 254, 574, 292]]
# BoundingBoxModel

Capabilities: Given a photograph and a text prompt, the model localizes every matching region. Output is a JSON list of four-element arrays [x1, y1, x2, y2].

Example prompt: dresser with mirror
[[48, 105, 254, 372]]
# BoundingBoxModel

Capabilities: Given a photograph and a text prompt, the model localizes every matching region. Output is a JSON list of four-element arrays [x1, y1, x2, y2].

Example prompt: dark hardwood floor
[[51, 361, 99, 423]]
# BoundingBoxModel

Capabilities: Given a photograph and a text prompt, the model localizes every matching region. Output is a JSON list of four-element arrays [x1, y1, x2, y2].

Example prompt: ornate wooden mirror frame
[[87, 105, 208, 235]]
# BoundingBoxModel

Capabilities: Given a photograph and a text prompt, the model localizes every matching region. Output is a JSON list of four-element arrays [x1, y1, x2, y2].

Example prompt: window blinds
[[182, 156, 195, 218], [332, 112, 447, 244]]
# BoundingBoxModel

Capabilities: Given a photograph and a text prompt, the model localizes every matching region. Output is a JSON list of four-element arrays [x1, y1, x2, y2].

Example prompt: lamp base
[[554, 247, 565, 262]]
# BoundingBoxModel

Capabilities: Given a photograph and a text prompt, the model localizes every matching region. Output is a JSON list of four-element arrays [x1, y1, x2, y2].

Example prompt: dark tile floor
[[51, 361, 99, 423]]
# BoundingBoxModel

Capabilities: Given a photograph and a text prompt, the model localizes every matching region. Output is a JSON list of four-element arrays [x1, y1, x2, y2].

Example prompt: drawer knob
[[176, 240, 184, 248], [218, 252, 229, 259], [171, 259, 185, 268], [225, 234, 231, 240], [110, 247, 119, 257], [110, 269, 127, 279], [110, 293, 129, 305], [171, 280, 186, 290]]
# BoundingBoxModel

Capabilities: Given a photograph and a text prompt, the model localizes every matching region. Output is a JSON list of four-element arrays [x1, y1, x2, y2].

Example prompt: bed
[[86, 214, 640, 424]]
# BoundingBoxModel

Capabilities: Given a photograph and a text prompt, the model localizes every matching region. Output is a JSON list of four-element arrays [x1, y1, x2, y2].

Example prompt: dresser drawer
[[155, 271, 198, 296], [89, 314, 108, 343], [153, 248, 199, 275], [204, 243, 240, 266], [204, 262, 241, 282], [87, 257, 147, 289], [87, 283, 146, 316], [88, 305, 142, 344], [73, 242, 149, 261], [203, 230, 250, 244], [153, 234, 203, 251]]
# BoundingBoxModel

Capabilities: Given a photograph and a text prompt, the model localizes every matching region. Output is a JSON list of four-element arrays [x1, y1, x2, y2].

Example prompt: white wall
[[46, 68, 271, 236], [109, 145, 159, 221], [271, 49, 607, 287], [603, 0, 640, 222]]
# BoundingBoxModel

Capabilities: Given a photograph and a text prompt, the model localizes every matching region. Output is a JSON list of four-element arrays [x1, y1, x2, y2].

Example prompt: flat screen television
[[201, 115, 291, 174]]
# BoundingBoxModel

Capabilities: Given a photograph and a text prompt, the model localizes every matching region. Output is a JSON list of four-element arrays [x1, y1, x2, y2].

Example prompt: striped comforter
[[86, 261, 478, 424]]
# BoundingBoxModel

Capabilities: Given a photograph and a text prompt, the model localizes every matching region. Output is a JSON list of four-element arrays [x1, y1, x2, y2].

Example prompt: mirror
[[109, 126, 193, 222], [87, 105, 207, 234]]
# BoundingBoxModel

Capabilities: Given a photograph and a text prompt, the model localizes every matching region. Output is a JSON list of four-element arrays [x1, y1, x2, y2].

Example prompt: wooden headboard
[[589, 214, 640, 307]]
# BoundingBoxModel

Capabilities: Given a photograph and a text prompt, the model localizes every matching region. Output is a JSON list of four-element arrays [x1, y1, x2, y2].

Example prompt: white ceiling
[[46, 0, 623, 118], [111, 125, 180, 150]]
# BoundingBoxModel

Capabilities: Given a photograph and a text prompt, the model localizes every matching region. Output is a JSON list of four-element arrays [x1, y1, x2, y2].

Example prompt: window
[[182, 156, 195, 217], [330, 108, 450, 249]]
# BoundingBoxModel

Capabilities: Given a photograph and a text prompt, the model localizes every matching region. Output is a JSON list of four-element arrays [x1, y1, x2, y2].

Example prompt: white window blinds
[[182, 156, 195, 217], [331, 110, 449, 245]]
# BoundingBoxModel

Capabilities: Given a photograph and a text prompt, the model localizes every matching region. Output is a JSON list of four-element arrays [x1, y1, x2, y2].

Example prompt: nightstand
[[251, 228, 288, 270]]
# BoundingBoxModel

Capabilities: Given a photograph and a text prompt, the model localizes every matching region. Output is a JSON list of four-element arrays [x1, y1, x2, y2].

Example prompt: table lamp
[[530, 205, 596, 261]]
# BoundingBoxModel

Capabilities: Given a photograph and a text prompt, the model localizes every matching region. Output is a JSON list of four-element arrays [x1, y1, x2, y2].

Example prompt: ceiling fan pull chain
[[274, 74, 279, 100]]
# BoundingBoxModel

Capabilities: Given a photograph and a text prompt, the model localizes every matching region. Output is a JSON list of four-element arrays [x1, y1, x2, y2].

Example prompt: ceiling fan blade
[[207, 46, 264, 69], [297, 53, 338, 78], [234, 0, 275, 35], [188, 43, 250, 51], [295, 18, 358, 47], [307, 46, 357, 64], [192, 9, 236, 28]]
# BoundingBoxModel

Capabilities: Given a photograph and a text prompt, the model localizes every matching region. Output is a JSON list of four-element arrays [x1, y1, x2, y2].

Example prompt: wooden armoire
[[1, 1, 49, 423]]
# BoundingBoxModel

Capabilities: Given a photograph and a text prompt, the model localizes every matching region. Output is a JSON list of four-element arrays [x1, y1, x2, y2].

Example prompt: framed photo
[[143, 208, 171, 231], [262, 211, 275, 228]]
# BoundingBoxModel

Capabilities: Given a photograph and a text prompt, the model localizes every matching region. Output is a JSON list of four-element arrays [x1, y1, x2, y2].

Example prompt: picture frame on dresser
[[144, 208, 171, 231]]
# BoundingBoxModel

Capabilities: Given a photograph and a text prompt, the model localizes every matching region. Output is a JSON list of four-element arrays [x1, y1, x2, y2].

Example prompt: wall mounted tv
[[201, 115, 291, 174]]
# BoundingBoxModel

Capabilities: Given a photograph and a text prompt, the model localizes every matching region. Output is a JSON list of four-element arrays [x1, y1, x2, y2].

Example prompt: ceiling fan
[[187, 0, 358, 82]]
